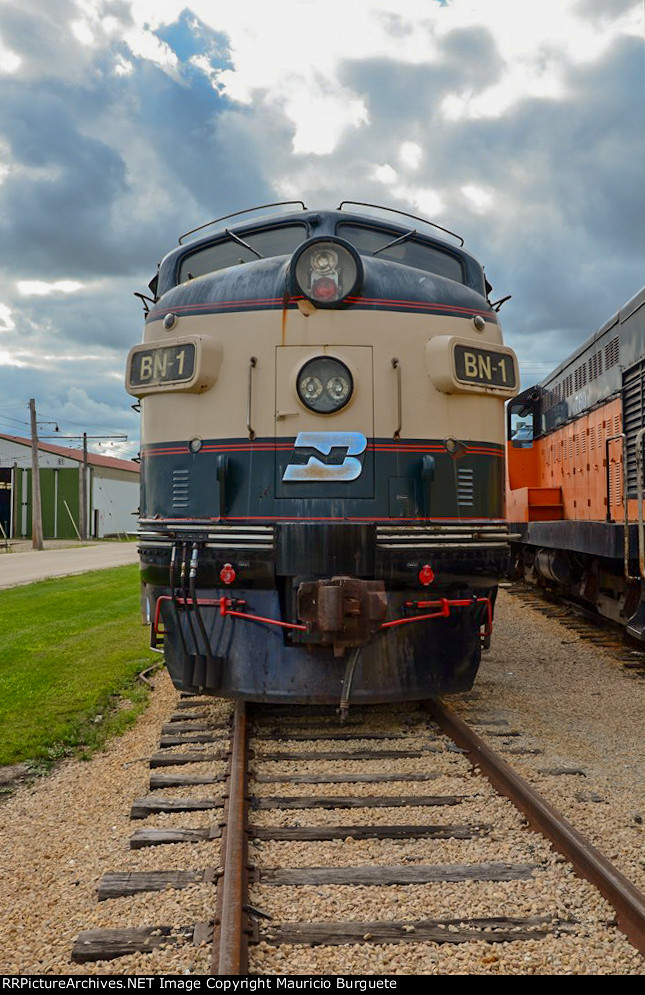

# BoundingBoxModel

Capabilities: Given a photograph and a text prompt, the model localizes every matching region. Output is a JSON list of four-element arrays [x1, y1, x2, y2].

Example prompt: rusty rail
[[212, 701, 250, 974], [427, 699, 645, 956]]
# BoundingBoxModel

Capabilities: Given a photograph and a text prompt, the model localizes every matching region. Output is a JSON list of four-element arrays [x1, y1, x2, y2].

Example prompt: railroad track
[[505, 582, 645, 677], [71, 692, 645, 974]]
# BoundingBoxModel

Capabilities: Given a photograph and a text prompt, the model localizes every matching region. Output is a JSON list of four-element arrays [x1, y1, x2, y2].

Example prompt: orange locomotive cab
[[506, 389, 565, 525]]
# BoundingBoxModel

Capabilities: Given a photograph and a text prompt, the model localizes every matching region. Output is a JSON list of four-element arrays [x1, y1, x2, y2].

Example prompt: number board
[[129, 344, 196, 388], [454, 344, 516, 389]]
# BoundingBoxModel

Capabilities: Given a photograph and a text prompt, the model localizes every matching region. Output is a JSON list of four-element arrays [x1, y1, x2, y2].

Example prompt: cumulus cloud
[[243, 21, 644, 363], [0, 0, 641, 442], [17, 280, 85, 296]]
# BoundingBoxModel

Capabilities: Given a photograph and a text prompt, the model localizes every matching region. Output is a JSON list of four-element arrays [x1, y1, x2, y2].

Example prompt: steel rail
[[427, 698, 645, 955], [212, 701, 250, 975]]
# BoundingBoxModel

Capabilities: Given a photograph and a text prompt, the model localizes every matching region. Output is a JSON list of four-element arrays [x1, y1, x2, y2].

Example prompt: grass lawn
[[0, 564, 159, 767]]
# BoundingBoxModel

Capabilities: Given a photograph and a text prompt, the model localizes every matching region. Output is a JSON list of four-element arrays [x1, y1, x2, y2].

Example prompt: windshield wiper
[[224, 228, 264, 259], [371, 229, 417, 257]]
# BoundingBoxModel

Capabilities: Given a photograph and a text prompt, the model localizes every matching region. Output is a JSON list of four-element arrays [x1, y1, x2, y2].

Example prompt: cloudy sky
[[0, 0, 642, 457]]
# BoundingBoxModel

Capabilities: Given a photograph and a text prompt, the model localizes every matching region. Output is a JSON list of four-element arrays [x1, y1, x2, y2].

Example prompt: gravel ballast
[[2, 588, 645, 974], [0, 673, 228, 975]]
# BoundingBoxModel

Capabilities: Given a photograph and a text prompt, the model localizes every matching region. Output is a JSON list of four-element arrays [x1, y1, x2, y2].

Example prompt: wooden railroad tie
[[130, 795, 223, 818], [149, 750, 228, 767], [256, 748, 437, 761], [258, 862, 538, 885], [160, 721, 215, 734], [71, 924, 211, 964], [253, 731, 415, 741], [130, 826, 221, 848], [250, 824, 487, 842], [149, 771, 225, 789], [256, 915, 576, 947], [251, 794, 466, 810], [98, 869, 212, 901], [128, 822, 487, 846], [252, 771, 444, 784], [159, 733, 227, 747]]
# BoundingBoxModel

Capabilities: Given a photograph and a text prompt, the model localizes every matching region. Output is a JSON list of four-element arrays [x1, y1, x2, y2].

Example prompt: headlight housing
[[297, 356, 354, 413], [290, 237, 362, 307]]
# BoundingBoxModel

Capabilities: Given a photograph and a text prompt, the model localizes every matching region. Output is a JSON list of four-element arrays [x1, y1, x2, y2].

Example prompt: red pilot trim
[[380, 597, 492, 636], [152, 595, 492, 646], [153, 596, 307, 641]]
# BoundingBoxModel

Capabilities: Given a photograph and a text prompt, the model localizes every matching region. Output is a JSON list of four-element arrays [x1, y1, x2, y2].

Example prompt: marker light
[[310, 276, 338, 301], [291, 237, 362, 308], [418, 564, 435, 586], [220, 563, 236, 585], [297, 356, 354, 413]]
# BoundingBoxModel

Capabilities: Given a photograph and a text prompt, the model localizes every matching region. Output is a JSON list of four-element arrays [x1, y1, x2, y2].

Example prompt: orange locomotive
[[507, 285, 645, 637]]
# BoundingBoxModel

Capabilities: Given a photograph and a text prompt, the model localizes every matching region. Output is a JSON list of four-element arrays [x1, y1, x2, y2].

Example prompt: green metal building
[[0, 434, 140, 540]]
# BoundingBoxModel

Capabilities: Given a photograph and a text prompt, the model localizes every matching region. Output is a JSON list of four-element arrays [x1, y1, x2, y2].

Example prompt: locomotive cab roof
[[150, 202, 491, 302]]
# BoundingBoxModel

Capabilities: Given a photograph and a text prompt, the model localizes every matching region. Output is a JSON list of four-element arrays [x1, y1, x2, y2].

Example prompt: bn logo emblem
[[282, 432, 367, 482]]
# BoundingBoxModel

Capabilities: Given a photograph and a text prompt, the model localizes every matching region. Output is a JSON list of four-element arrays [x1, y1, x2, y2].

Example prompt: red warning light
[[311, 276, 339, 301], [220, 563, 236, 585], [418, 564, 435, 586]]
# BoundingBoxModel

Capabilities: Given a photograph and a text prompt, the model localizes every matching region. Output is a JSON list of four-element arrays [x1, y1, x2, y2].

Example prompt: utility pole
[[28, 398, 44, 550], [79, 432, 88, 541]]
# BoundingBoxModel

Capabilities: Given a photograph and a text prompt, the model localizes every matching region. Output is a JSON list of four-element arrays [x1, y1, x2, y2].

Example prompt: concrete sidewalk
[[0, 540, 139, 590]]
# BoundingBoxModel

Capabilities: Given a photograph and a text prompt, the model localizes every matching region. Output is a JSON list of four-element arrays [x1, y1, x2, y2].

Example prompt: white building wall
[[92, 471, 140, 537], [0, 438, 78, 469], [0, 439, 139, 538]]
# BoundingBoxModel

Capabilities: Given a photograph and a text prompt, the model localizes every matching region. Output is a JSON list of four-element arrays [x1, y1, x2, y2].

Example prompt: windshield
[[337, 223, 464, 284], [178, 224, 307, 283]]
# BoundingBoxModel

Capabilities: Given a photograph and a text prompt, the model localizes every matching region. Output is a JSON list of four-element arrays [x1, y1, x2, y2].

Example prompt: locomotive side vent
[[622, 361, 645, 498], [574, 362, 587, 391], [605, 336, 619, 369], [172, 469, 190, 510], [456, 468, 475, 508]]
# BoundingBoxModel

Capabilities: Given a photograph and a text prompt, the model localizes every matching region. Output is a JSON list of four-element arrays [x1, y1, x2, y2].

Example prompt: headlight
[[297, 356, 354, 413], [291, 237, 362, 307]]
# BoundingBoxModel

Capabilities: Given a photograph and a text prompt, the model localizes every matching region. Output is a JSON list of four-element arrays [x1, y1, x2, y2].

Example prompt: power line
[[0, 415, 29, 428]]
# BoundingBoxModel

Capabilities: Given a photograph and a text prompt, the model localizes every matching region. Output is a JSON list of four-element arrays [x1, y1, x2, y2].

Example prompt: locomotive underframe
[[140, 522, 507, 702], [512, 523, 645, 638]]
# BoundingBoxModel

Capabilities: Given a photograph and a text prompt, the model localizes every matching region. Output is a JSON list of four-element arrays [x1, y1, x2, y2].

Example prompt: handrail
[[337, 201, 464, 246], [246, 357, 257, 441], [605, 433, 636, 581], [178, 202, 307, 244], [392, 358, 402, 440], [605, 433, 624, 523], [636, 427, 645, 578]]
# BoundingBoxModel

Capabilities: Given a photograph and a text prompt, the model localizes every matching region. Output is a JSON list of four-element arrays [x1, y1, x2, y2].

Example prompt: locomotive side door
[[274, 345, 374, 499]]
